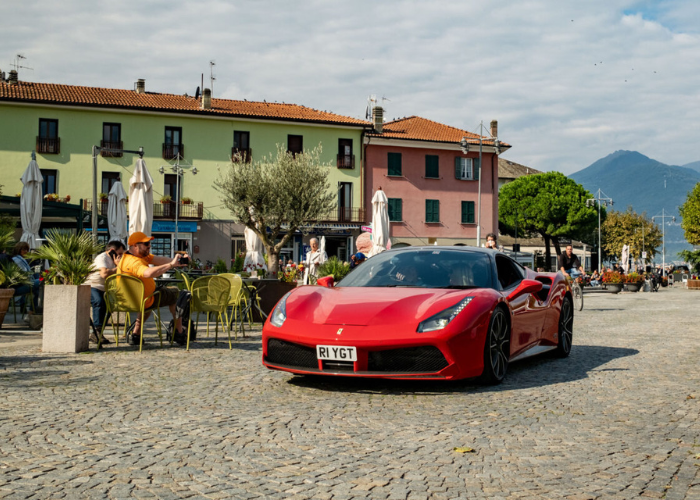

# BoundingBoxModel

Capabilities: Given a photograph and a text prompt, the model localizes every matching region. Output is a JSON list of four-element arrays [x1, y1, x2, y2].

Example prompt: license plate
[[316, 345, 357, 362]]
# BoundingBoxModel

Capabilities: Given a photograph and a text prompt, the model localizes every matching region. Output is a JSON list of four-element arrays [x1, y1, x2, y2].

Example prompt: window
[[338, 182, 352, 221], [425, 155, 439, 178], [461, 201, 475, 224], [101, 123, 122, 157], [101, 172, 121, 195], [425, 199, 440, 223], [40, 169, 58, 196], [164, 174, 179, 202], [388, 198, 403, 222], [455, 157, 480, 180], [150, 234, 172, 257], [288, 135, 303, 157], [337, 138, 354, 168], [37, 119, 59, 154], [496, 255, 525, 290], [163, 126, 183, 159], [233, 131, 251, 162], [388, 152, 402, 176]]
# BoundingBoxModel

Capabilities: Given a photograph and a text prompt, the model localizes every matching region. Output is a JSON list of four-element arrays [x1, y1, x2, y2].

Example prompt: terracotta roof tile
[[0, 80, 370, 127], [367, 116, 510, 148]]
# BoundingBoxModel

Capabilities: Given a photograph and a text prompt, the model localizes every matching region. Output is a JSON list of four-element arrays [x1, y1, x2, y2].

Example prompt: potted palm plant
[[29, 230, 102, 352], [0, 262, 32, 329]]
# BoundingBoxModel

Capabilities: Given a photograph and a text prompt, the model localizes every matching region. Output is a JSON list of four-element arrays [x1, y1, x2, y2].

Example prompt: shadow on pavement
[[287, 345, 639, 395]]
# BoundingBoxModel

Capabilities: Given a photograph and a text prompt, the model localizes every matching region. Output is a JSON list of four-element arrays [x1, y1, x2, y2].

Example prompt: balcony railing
[[162, 143, 184, 160], [231, 147, 252, 163], [36, 137, 60, 154], [100, 140, 123, 157], [84, 199, 204, 220], [337, 154, 355, 169], [313, 207, 366, 224]]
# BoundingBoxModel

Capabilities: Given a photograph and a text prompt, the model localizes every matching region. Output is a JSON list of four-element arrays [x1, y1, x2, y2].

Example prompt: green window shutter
[[426, 199, 439, 223], [455, 157, 462, 179], [388, 198, 402, 221], [474, 158, 480, 180], [425, 155, 439, 178], [388, 152, 402, 176], [461, 201, 475, 224]]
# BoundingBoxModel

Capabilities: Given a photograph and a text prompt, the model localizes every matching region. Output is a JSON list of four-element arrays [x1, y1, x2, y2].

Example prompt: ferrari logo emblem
[[337, 328, 344, 335]]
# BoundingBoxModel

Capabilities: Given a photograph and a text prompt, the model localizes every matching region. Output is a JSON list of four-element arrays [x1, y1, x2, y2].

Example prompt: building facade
[[0, 74, 369, 264], [364, 112, 509, 247]]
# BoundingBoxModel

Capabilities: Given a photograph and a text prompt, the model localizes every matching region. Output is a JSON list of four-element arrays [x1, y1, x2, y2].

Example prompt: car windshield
[[337, 249, 492, 289]]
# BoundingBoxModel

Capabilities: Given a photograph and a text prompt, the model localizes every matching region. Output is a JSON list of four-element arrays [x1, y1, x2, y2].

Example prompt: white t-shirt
[[85, 252, 115, 291]]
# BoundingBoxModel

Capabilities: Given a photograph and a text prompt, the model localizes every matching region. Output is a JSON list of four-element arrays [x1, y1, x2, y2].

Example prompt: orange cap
[[128, 231, 154, 246]]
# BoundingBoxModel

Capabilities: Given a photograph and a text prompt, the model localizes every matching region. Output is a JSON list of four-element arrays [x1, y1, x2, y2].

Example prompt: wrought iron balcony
[[100, 140, 123, 157], [84, 199, 204, 220], [162, 143, 184, 160], [36, 137, 60, 154], [313, 207, 366, 224], [337, 154, 355, 169]]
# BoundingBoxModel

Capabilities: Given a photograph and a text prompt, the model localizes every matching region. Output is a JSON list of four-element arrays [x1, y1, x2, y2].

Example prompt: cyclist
[[558, 244, 584, 280]]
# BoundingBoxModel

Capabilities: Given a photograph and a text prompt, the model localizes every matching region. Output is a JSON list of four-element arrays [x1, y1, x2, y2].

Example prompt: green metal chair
[[186, 275, 232, 351], [11, 289, 34, 323], [99, 274, 163, 352], [218, 273, 246, 340]]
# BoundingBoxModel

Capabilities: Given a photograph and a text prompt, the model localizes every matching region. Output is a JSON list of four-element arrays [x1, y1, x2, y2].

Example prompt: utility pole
[[652, 209, 675, 276], [586, 189, 613, 272]]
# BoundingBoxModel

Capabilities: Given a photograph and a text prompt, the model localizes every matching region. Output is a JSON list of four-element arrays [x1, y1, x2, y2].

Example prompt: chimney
[[202, 88, 212, 109], [373, 106, 384, 133], [135, 79, 145, 94], [490, 120, 498, 139], [8, 70, 18, 86]]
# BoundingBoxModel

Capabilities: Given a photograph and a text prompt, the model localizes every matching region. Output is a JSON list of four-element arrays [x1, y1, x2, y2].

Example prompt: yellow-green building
[[0, 72, 370, 263]]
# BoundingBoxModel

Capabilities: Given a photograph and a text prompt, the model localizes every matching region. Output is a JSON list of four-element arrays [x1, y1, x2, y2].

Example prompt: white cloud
[[2, 0, 700, 173]]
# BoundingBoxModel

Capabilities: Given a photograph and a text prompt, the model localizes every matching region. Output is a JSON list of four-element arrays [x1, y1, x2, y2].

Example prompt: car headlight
[[269, 291, 293, 327], [416, 297, 473, 333]]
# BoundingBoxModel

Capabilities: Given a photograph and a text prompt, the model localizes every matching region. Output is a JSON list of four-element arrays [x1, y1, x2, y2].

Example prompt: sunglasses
[[137, 242, 151, 247]]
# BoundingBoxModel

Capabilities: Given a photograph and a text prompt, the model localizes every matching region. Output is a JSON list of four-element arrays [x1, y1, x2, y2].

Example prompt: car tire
[[555, 296, 573, 358], [480, 307, 510, 385]]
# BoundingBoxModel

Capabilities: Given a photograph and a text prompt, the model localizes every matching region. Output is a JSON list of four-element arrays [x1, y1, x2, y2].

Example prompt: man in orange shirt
[[117, 232, 188, 345]]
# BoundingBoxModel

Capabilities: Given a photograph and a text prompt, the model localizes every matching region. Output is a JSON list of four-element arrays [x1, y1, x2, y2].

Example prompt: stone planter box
[[0, 288, 15, 329], [604, 283, 623, 294], [688, 280, 700, 290], [251, 279, 298, 322], [624, 283, 642, 292], [43, 284, 91, 353]]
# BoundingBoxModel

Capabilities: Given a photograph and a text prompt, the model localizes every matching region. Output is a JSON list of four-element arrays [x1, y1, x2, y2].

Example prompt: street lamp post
[[635, 225, 645, 266], [652, 209, 675, 276], [159, 156, 197, 257], [586, 188, 613, 272], [460, 122, 501, 248]]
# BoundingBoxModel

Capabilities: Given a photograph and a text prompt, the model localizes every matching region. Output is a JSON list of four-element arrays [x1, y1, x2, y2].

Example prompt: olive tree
[[601, 207, 661, 263], [215, 145, 336, 277]]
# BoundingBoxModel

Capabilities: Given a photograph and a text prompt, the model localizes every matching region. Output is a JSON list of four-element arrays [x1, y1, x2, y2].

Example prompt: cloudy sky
[[2, 0, 699, 174]]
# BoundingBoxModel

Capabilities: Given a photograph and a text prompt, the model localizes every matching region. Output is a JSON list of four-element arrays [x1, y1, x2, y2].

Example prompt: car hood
[[285, 286, 476, 326]]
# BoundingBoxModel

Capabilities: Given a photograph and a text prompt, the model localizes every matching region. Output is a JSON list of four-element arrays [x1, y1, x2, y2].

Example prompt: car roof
[[388, 245, 499, 256]]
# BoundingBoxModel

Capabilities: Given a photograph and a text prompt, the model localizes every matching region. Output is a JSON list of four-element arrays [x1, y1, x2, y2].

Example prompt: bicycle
[[567, 275, 584, 311]]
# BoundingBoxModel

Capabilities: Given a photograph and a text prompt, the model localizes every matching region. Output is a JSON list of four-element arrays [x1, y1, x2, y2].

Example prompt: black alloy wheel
[[481, 307, 510, 384], [555, 296, 573, 357]]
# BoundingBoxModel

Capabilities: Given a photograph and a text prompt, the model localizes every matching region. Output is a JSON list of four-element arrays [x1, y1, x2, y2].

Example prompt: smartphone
[[176, 251, 189, 265]]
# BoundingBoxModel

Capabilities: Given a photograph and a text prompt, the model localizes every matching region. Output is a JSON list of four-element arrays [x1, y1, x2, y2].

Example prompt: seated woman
[[11, 241, 42, 312]]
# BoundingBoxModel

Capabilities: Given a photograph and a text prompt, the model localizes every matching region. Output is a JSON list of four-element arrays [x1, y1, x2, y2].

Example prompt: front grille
[[368, 346, 448, 373], [322, 361, 354, 372], [266, 339, 318, 369]]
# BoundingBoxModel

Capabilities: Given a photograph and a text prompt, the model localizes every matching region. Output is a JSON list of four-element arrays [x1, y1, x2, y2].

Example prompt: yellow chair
[[174, 270, 191, 291], [99, 274, 163, 352], [186, 275, 232, 351], [218, 273, 246, 340]]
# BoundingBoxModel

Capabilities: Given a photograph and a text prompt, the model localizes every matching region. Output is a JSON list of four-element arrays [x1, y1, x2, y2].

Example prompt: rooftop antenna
[[209, 60, 216, 98], [11, 54, 33, 73], [366, 94, 377, 119]]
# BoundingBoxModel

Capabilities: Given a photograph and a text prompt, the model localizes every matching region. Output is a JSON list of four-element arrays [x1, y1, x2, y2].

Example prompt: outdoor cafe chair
[[218, 273, 246, 340], [11, 289, 34, 323], [186, 275, 232, 351], [99, 274, 163, 352]]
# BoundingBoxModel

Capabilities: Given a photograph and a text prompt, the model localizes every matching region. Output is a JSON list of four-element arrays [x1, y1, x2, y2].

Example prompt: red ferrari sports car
[[262, 246, 573, 383]]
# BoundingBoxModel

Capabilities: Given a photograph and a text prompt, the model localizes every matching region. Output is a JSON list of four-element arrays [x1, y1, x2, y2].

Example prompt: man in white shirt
[[86, 240, 125, 343], [303, 237, 328, 284]]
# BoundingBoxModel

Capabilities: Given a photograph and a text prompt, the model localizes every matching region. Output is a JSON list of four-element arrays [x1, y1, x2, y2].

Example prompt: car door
[[496, 255, 547, 355]]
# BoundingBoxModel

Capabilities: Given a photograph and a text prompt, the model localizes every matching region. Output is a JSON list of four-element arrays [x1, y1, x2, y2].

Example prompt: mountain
[[569, 150, 700, 261], [682, 160, 700, 174]]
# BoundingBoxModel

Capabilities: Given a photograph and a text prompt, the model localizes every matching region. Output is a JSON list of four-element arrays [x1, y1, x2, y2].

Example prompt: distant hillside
[[682, 160, 700, 173], [570, 150, 700, 261]]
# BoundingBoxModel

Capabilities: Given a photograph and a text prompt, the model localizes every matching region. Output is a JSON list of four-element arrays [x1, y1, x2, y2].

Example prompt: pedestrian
[[85, 240, 126, 344], [350, 252, 366, 269], [303, 237, 327, 285], [485, 233, 499, 249], [11, 241, 42, 312], [558, 244, 584, 279]]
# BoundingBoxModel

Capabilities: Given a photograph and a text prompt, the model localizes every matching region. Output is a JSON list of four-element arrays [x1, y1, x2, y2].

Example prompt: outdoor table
[[233, 278, 269, 334]]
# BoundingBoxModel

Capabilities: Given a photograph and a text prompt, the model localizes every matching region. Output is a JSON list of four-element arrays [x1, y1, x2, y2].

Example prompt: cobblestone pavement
[[1, 287, 699, 499]]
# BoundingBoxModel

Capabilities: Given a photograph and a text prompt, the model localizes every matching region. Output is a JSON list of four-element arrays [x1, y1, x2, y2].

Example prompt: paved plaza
[[1, 287, 699, 499]]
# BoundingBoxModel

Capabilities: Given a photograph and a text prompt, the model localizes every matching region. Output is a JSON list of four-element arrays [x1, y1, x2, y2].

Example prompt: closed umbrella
[[107, 181, 128, 243], [368, 188, 389, 257], [320, 236, 326, 256], [19, 153, 44, 249], [243, 227, 267, 272], [621, 244, 630, 273], [128, 158, 154, 237]]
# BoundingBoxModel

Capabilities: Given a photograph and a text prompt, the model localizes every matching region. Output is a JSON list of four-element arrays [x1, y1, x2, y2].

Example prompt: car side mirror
[[316, 276, 334, 288], [507, 279, 542, 301]]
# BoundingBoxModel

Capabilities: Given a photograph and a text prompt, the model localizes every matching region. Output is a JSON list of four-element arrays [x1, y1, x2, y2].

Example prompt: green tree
[[215, 145, 336, 276], [679, 182, 700, 246], [601, 207, 662, 264], [498, 172, 599, 270]]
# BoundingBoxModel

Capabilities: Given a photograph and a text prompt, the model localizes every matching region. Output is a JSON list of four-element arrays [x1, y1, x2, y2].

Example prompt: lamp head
[[460, 136, 469, 153], [158, 166, 165, 174], [192, 167, 198, 175]]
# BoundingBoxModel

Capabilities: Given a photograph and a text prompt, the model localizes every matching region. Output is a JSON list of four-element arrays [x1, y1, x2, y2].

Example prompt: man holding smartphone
[[85, 240, 126, 343]]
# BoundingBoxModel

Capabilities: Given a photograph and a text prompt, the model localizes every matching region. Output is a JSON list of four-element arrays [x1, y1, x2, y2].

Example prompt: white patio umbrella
[[368, 188, 389, 257], [107, 181, 128, 243], [19, 153, 44, 249], [243, 227, 267, 272], [320, 236, 326, 256], [128, 158, 154, 237], [621, 244, 630, 273]]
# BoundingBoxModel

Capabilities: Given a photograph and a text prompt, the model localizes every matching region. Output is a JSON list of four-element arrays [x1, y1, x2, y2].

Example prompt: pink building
[[364, 111, 510, 247]]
